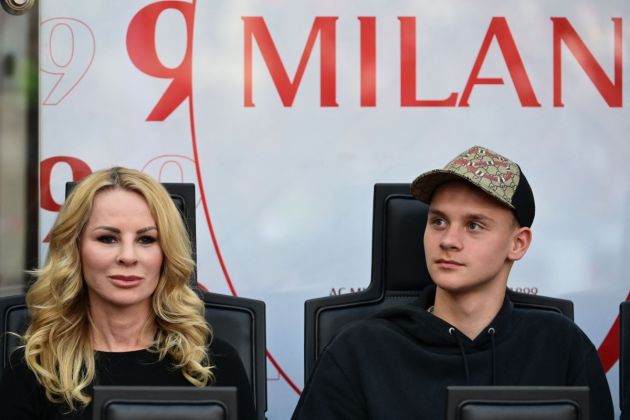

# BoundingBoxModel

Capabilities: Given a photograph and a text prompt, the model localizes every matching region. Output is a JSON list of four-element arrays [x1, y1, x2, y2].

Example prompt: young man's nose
[[439, 226, 463, 250]]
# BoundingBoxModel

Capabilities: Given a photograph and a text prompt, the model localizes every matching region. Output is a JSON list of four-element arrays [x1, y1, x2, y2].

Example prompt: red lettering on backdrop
[[126, 1, 195, 121], [40, 157, 92, 212], [552, 17, 622, 107], [399, 17, 458, 107], [460, 17, 540, 107], [359, 17, 376, 107], [243, 16, 338, 107]]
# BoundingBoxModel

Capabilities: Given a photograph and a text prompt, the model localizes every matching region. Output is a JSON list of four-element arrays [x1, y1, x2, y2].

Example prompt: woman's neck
[[89, 304, 157, 352]]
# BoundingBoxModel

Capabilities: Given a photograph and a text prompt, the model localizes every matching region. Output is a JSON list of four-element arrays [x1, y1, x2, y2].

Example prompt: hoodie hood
[[374, 285, 514, 384], [374, 285, 514, 347]]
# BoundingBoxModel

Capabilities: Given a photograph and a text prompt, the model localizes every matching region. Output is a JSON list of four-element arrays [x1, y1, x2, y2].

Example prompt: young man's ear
[[508, 227, 532, 261]]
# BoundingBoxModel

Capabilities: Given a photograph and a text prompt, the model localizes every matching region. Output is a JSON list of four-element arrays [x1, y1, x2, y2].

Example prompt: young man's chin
[[434, 277, 500, 296]]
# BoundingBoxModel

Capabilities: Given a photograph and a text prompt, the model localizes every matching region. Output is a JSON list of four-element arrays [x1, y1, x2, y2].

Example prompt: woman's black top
[[0, 338, 256, 419]]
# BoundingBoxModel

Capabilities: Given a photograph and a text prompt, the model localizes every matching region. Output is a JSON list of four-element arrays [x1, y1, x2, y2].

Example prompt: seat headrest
[[371, 184, 433, 293], [383, 194, 432, 291]]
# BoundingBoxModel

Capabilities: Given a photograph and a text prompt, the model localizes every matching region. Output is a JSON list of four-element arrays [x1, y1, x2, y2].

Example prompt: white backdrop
[[39, 1, 629, 418]]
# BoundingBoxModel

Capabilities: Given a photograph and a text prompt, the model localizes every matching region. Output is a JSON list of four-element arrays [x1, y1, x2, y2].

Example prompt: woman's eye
[[97, 235, 117, 244], [138, 235, 157, 245]]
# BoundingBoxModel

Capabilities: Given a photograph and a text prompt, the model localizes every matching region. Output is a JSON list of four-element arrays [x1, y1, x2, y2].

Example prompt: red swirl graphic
[[126, 0, 302, 396]]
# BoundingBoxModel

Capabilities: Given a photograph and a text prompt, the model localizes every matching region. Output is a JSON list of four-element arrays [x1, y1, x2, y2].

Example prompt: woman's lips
[[110, 275, 142, 281], [109, 275, 143, 287]]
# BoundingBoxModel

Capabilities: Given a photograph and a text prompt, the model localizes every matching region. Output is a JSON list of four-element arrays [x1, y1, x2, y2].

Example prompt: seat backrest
[[446, 386, 589, 420], [160, 183, 198, 283], [92, 385, 238, 420], [304, 183, 574, 377], [621, 301, 629, 420], [1, 182, 267, 419], [202, 292, 267, 419], [0, 293, 28, 381]]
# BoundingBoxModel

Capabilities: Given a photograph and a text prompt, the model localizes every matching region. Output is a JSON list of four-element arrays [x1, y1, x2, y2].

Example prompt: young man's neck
[[432, 281, 506, 340]]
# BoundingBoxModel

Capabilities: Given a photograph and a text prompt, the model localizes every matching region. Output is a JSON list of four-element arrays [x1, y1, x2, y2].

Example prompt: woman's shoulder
[[4, 347, 33, 380], [208, 336, 257, 420], [208, 337, 246, 380], [209, 336, 239, 358], [0, 347, 52, 419]]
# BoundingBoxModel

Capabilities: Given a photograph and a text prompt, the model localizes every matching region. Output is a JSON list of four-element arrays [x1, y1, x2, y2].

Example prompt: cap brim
[[411, 170, 466, 203], [411, 169, 516, 210]]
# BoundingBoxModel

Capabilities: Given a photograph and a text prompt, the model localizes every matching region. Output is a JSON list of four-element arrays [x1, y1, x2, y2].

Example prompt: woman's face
[[79, 188, 163, 314]]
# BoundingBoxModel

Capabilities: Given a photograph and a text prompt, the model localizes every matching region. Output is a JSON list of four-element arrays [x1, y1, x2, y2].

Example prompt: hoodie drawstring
[[488, 327, 496, 385], [449, 327, 470, 385], [449, 326, 497, 385]]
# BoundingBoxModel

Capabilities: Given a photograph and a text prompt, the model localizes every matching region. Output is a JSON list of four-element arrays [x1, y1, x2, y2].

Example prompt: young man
[[292, 145, 614, 419]]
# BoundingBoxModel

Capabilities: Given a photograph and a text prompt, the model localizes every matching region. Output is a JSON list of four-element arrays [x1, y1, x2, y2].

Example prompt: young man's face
[[424, 181, 530, 295]]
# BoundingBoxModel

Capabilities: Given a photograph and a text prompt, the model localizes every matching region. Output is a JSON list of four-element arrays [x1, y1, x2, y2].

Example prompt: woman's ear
[[508, 226, 532, 261]]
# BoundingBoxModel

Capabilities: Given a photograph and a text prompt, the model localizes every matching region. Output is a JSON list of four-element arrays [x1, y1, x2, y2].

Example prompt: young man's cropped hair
[[292, 145, 614, 420]]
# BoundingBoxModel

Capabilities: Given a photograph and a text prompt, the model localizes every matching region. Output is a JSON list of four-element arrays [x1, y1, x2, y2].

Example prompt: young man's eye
[[467, 222, 482, 231], [138, 235, 158, 245], [430, 218, 446, 227], [97, 235, 117, 244]]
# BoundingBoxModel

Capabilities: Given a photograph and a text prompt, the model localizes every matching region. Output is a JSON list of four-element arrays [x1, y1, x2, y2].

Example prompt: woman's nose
[[116, 241, 138, 265]]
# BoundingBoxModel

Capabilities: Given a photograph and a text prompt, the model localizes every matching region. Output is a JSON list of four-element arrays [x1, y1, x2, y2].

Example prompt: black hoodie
[[292, 285, 614, 420]]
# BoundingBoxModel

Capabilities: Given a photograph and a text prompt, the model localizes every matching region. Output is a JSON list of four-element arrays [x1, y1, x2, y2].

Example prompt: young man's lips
[[435, 259, 465, 267]]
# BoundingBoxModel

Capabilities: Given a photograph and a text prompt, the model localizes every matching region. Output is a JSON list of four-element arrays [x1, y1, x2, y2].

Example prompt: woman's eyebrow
[[91, 226, 157, 234], [137, 226, 158, 234], [93, 226, 120, 233]]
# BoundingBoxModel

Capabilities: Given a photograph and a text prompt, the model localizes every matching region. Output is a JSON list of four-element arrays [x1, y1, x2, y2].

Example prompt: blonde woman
[[0, 167, 255, 419]]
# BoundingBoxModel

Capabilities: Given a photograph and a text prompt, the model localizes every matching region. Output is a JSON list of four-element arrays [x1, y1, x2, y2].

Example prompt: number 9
[[41, 17, 95, 105]]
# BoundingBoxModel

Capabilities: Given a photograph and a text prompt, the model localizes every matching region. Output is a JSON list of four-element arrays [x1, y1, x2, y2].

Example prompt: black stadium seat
[[91, 386, 238, 420], [304, 183, 574, 378], [446, 386, 590, 420]]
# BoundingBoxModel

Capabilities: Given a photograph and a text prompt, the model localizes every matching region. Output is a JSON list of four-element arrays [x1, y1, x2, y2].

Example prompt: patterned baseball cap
[[411, 145, 535, 227]]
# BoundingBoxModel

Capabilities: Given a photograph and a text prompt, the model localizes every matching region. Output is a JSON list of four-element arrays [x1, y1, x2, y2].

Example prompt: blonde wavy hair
[[22, 167, 213, 411]]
